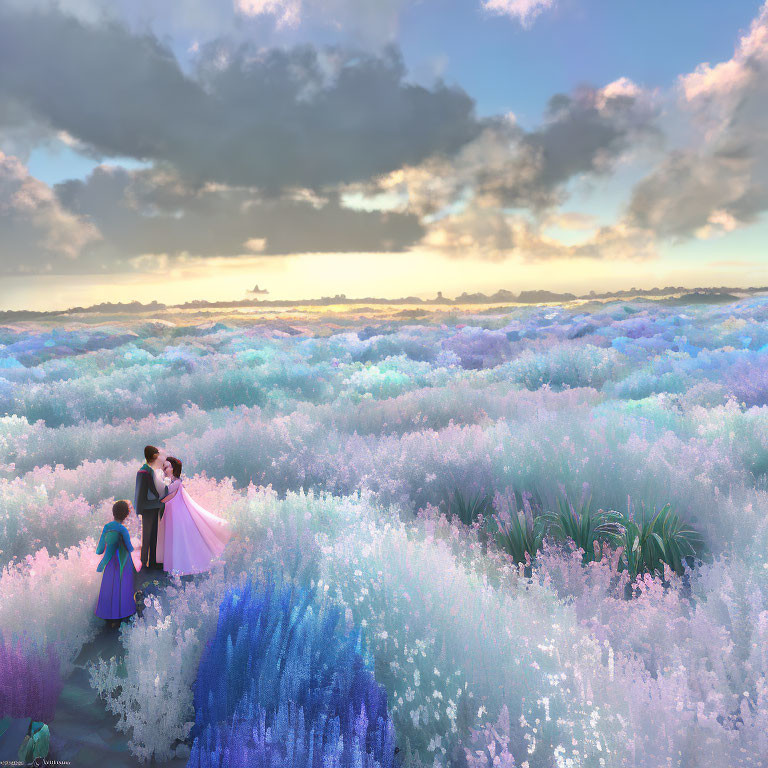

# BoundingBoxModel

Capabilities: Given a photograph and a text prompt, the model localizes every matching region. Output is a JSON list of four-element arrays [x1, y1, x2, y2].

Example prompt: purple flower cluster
[[0, 635, 62, 722], [189, 579, 398, 768]]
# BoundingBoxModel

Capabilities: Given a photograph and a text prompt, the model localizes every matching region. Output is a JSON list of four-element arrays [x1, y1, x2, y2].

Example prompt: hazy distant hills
[[660, 292, 740, 305], [1, 287, 766, 321]]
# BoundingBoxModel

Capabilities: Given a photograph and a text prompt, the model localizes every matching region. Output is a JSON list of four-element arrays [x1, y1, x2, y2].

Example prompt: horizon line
[[2, 284, 767, 318]]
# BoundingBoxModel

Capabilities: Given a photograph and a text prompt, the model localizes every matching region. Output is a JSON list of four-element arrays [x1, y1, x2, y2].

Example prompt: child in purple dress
[[94, 500, 137, 627]]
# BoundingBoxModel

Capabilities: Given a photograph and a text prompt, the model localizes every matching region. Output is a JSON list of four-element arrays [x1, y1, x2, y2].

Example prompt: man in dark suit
[[134, 445, 166, 570]]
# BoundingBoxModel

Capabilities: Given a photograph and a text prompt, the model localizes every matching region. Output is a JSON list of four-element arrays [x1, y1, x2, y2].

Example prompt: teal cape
[[96, 520, 133, 578], [18, 721, 49, 762]]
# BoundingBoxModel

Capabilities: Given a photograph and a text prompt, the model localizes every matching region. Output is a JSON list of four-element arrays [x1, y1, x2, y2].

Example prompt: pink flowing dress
[[156, 479, 231, 575]]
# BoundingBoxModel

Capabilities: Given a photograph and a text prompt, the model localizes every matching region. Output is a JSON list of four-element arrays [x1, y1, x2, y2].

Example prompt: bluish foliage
[[188, 579, 398, 768]]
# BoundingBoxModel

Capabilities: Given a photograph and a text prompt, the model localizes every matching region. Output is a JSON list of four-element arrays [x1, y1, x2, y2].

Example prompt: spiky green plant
[[448, 488, 493, 527], [537, 495, 625, 563], [489, 490, 544, 567], [620, 501, 704, 579]]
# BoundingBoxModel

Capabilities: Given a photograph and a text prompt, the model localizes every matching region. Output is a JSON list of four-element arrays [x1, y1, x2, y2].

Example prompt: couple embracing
[[94, 445, 230, 625], [134, 444, 230, 573]]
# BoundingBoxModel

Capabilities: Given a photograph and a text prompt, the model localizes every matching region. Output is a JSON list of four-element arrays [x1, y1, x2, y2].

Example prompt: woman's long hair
[[166, 456, 182, 478]]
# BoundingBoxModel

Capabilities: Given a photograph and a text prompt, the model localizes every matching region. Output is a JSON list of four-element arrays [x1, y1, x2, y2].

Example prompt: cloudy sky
[[1, 0, 767, 309]]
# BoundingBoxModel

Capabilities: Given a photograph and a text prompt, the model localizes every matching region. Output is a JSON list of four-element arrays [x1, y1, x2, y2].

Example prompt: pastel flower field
[[2, 297, 768, 767]]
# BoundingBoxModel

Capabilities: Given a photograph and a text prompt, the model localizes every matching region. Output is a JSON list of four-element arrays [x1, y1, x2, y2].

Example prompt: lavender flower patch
[[0, 635, 63, 722]]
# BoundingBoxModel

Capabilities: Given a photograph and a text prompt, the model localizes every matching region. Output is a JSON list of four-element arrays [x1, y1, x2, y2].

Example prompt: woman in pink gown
[[156, 457, 231, 575]]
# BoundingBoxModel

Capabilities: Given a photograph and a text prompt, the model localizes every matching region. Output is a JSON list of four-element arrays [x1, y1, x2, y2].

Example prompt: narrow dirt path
[[1, 570, 191, 767]]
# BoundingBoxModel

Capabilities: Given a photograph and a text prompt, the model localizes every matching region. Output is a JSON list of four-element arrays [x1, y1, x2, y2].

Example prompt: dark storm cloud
[[483, 84, 658, 210], [48, 165, 424, 271], [529, 89, 652, 187], [0, 2, 667, 272], [357, 78, 658, 221], [353, 79, 659, 260], [0, 4, 480, 192], [0, 97, 55, 159]]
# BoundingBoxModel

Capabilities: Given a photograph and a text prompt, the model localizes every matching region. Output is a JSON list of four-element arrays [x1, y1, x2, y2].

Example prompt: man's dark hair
[[113, 499, 131, 521], [167, 456, 182, 478], [144, 445, 159, 463]]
